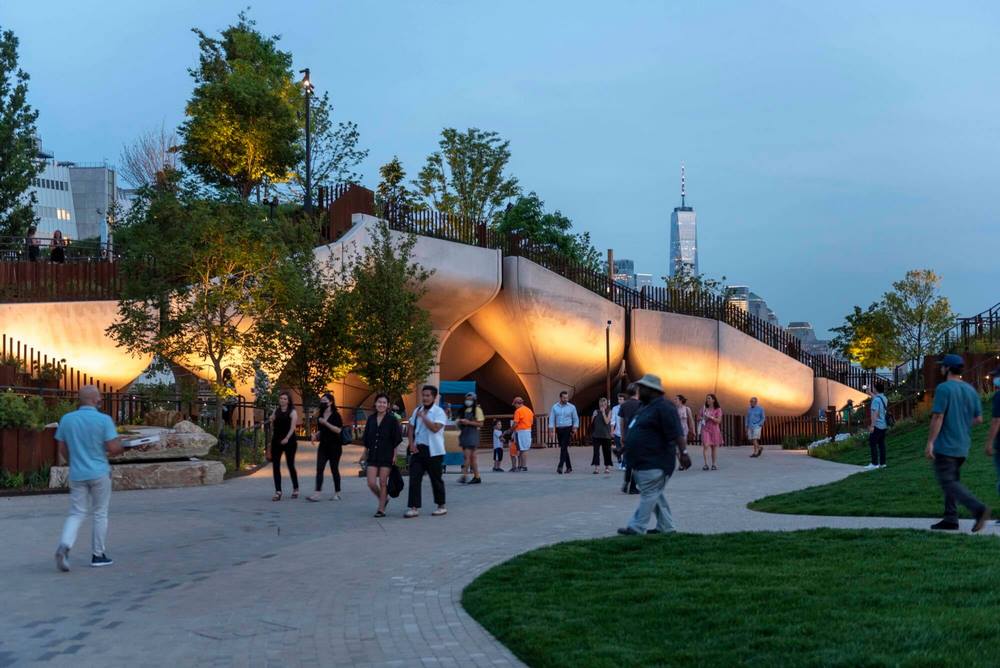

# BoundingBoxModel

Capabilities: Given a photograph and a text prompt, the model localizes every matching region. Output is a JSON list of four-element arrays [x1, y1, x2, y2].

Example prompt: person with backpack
[[865, 381, 890, 471]]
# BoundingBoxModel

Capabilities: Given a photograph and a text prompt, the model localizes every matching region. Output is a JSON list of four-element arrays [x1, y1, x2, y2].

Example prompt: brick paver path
[[1, 444, 985, 667]]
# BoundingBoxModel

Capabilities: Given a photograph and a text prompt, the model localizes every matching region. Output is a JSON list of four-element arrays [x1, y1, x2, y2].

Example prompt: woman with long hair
[[699, 393, 724, 470], [50, 229, 66, 264], [457, 392, 484, 484], [309, 392, 344, 502], [269, 390, 299, 500], [673, 395, 696, 445], [363, 393, 402, 518], [591, 397, 614, 474]]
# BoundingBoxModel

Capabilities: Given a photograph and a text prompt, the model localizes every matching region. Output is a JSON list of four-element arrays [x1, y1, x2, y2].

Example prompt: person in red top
[[512, 397, 534, 472]]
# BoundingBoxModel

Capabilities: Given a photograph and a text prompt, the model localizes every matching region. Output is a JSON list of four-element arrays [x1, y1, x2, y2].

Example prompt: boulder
[[50, 460, 225, 490], [111, 424, 216, 462]]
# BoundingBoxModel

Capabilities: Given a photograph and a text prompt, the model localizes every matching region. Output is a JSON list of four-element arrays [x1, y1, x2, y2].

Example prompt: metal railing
[[0, 236, 118, 263], [945, 302, 1000, 353]]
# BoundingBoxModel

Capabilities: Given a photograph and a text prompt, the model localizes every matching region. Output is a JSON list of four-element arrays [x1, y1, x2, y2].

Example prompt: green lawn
[[463, 529, 1000, 668], [748, 402, 999, 518]]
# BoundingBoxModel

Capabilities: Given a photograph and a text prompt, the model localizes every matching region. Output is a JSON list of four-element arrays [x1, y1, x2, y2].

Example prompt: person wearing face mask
[[984, 369, 1000, 523], [405, 385, 449, 518], [308, 392, 344, 502], [617, 374, 691, 535], [457, 392, 485, 484]]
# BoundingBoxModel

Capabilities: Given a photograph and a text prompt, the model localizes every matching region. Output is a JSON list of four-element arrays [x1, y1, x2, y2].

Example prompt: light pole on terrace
[[299, 68, 315, 215], [605, 320, 612, 400]]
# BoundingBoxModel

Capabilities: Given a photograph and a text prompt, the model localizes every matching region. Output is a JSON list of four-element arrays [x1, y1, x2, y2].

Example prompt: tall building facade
[[29, 145, 78, 238], [726, 285, 781, 327], [669, 164, 698, 277]]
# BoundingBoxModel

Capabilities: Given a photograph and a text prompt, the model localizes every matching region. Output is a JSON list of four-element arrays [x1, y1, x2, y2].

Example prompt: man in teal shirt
[[54, 386, 122, 571], [925, 355, 989, 532]]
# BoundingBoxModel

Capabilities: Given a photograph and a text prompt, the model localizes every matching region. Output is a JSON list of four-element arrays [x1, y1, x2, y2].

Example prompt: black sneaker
[[930, 520, 959, 531], [646, 529, 662, 535], [55, 545, 70, 572], [616, 527, 640, 536], [519, 466, 528, 472], [457, 477, 468, 485], [469, 477, 482, 484], [972, 507, 992, 533], [508, 467, 517, 472], [91, 554, 114, 567]]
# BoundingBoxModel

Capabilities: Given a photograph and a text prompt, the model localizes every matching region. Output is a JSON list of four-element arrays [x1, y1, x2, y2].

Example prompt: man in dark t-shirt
[[617, 374, 691, 535], [617, 385, 642, 494], [986, 370, 1000, 510]]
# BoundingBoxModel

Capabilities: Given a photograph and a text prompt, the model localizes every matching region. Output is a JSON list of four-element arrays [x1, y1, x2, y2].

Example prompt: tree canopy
[[178, 12, 303, 200], [494, 192, 602, 271], [883, 269, 954, 362], [0, 27, 41, 236], [830, 303, 901, 370]]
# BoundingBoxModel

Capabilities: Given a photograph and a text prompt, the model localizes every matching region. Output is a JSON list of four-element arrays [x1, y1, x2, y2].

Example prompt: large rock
[[111, 423, 216, 462], [49, 460, 225, 490]]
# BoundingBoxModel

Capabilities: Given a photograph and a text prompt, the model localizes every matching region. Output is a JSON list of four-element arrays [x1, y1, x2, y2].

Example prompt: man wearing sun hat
[[617, 373, 691, 536], [926, 354, 990, 532]]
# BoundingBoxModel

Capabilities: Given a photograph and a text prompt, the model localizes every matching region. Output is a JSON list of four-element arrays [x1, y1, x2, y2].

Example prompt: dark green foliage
[[464, 529, 1000, 667], [286, 91, 368, 200], [830, 302, 901, 370], [494, 192, 602, 271], [0, 27, 41, 236]]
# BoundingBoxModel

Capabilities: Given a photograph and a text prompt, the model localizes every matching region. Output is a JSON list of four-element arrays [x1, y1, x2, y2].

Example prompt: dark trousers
[[316, 442, 343, 492], [613, 435, 623, 463], [933, 454, 986, 523], [556, 427, 573, 471], [493, 448, 504, 463], [868, 428, 887, 466], [622, 452, 639, 493], [592, 438, 612, 466], [271, 440, 298, 492], [408, 445, 445, 508]]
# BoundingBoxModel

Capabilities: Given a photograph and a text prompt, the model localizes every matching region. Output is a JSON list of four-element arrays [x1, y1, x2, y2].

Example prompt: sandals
[[290, 490, 299, 499], [307, 493, 323, 502], [702, 465, 709, 471], [374, 510, 386, 518], [711, 465, 718, 470], [272, 491, 282, 501]]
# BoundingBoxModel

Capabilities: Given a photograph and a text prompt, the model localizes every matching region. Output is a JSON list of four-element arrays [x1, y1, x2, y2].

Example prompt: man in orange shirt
[[512, 396, 534, 472]]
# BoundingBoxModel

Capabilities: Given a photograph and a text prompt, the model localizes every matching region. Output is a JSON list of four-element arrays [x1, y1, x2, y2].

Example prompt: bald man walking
[[54, 386, 123, 572]]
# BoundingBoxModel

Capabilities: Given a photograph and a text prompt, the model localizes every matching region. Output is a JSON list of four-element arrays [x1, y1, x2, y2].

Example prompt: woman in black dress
[[308, 392, 344, 502], [363, 393, 402, 518], [268, 390, 299, 501], [50, 229, 66, 264]]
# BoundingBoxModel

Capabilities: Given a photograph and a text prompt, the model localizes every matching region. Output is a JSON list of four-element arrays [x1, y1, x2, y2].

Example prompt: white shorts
[[747, 426, 762, 441], [515, 430, 532, 451]]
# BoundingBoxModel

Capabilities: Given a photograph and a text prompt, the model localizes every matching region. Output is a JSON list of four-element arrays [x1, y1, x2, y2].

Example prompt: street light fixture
[[605, 320, 612, 400], [299, 68, 315, 215]]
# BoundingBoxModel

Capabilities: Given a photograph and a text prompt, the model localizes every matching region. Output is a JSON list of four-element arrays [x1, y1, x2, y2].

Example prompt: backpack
[[877, 396, 895, 428]]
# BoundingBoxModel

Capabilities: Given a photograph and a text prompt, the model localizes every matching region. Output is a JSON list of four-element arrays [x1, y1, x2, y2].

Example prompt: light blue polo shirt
[[55, 406, 118, 482]]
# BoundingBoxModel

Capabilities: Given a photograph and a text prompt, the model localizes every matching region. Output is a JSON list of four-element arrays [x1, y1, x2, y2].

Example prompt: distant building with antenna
[[669, 164, 698, 277]]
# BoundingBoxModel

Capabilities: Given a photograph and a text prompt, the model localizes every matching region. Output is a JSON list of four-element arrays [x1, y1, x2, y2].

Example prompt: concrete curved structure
[[811, 378, 870, 416], [628, 309, 814, 416], [467, 256, 626, 411]]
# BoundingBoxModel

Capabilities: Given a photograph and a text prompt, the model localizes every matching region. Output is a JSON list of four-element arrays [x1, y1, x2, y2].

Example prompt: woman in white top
[[673, 395, 696, 445]]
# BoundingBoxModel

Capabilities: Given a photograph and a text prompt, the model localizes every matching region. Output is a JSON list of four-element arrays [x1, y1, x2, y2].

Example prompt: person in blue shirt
[[54, 385, 123, 572], [984, 369, 1000, 520], [746, 397, 766, 458], [865, 381, 889, 470], [925, 354, 990, 532], [547, 391, 580, 474]]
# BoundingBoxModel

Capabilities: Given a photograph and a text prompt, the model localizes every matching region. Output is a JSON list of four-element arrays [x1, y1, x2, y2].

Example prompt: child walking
[[492, 419, 505, 472]]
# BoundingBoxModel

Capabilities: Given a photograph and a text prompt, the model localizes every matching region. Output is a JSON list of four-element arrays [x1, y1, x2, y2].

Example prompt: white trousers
[[59, 476, 112, 556]]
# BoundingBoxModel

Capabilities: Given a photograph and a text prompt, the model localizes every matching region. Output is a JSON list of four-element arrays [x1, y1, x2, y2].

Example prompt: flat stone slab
[[49, 460, 225, 490], [112, 421, 217, 462]]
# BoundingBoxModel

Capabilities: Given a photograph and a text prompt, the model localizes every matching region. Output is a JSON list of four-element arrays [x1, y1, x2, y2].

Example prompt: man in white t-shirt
[[405, 385, 448, 518], [611, 393, 625, 469]]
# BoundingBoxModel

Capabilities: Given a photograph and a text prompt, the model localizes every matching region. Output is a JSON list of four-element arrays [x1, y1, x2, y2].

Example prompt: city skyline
[[4, 1, 997, 336]]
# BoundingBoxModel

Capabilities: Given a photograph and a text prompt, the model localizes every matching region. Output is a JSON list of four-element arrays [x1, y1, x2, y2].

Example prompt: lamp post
[[299, 68, 315, 215], [605, 320, 612, 400]]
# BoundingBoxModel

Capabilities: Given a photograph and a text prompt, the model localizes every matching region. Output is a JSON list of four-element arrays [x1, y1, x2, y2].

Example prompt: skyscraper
[[669, 164, 698, 277]]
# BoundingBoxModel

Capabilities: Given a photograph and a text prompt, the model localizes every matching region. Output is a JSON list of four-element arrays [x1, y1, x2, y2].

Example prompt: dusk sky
[[4, 1, 997, 336]]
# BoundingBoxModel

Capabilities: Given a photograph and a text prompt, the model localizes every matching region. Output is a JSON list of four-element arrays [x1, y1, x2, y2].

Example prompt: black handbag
[[340, 425, 354, 445], [387, 465, 404, 498]]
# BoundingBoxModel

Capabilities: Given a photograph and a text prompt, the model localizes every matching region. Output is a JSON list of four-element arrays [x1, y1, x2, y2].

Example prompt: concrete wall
[[467, 256, 626, 411], [628, 309, 813, 416], [810, 377, 870, 416], [0, 301, 151, 389]]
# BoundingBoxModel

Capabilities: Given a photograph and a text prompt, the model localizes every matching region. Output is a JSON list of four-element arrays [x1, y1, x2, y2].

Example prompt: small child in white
[[492, 419, 505, 472]]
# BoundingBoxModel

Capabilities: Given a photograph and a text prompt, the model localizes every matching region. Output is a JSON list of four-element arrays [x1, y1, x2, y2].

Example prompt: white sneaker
[[862, 463, 878, 471], [332, 493, 341, 501], [878, 465, 887, 469], [404, 509, 419, 518], [432, 506, 448, 516]]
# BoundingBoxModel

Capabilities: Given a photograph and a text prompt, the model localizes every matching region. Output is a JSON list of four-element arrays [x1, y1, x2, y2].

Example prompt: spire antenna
[[680, 163, 686, 207]]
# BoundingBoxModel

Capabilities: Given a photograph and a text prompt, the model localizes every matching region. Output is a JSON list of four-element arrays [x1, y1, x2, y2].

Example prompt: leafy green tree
[[179, 12, 303, 200], [830, 303, 900, 370], [883, 269, 954, 362], [375, 156, 417, 214], [0, 27, 41, 236], [415, 127, 520, 222], [494, 192, 602, 271], [666, 265, 727, 298], [345, 221, 437, 404], [285, 91, 368, 201]]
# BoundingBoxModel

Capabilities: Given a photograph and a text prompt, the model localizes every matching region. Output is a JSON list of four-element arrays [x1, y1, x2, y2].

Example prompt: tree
[[0, 27, 41, 236], [345, 221, 437, 404], [375, 156, 417, 214], [284, 92, 368, 201], [830, 303, 900, 370], [494, 192, 602, 271], [119, 123, 179, 188], [415, 127, 520, 222], [883, 269, 955, 362], [178, 12, 303, 200], [666, 265, 728, 299], [108, 181, 308, 426]]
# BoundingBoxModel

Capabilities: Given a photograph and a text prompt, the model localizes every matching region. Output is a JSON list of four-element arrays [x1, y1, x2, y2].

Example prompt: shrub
[[0, 392, 33, 429], [782, 434, 815, 450], [0, 354, 25, 371]]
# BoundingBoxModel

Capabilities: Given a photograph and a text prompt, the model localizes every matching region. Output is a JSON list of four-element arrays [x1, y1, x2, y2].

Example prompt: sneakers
[[508, 467, 517, 472], [616, 527, 640, 536], [91, 554, 114, 567], [519, 466, 528, 472], [862, 463, 879, 471], [332, 493, 342, 501], [468, 477, 482, 485], [431, 506, 448, 516], [930, 520, 959, 531], [972, 507, 992, 533], [307, 492, 323, 502], [55, 545, 70, 572], [457, 477, 468, 485], [404, 509, 419, 518]]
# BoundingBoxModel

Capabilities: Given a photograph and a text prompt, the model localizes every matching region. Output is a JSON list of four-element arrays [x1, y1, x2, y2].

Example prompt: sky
[[3, 0, 998, 336]]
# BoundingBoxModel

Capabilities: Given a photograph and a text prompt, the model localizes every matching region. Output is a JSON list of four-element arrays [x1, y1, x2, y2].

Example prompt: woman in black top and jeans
[[363, 394, 402, 517], [309, 392, 344, 502], [269, 390, 299, 501]]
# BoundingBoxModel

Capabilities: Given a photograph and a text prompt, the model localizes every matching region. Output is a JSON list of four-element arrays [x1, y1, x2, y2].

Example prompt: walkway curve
[[0, 444, 982, 667]]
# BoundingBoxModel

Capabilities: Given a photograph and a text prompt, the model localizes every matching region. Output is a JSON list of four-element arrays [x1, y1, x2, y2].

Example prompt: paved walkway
[[0, 444, 987, 667]]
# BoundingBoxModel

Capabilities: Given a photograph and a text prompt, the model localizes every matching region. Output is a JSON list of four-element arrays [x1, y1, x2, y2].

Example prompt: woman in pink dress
[[699, 394, 724, 470]]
